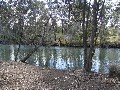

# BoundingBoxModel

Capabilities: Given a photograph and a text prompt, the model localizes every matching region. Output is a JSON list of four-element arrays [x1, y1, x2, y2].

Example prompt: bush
[[109, 63, 120, 80]]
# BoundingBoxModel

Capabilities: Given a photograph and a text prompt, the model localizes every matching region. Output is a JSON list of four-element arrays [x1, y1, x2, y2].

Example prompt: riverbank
[[0, 61, 120, 90], [1, 43, 120, 49], [52, 43, 120, 48]]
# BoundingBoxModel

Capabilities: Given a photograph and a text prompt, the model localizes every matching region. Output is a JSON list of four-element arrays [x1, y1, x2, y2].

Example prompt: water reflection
[[10, 44, 15, 61], [0, 44, 120, 73]]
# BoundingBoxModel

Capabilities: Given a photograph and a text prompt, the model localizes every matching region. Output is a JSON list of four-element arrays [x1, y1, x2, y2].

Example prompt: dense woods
[[0, 0, 120, 45]]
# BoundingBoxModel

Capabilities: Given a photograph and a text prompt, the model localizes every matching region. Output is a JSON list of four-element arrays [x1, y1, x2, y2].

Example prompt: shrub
[[109, 63, 120, 80]]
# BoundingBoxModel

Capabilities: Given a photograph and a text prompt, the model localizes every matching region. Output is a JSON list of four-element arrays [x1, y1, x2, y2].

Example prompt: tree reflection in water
[[0, 45, 120, 73]]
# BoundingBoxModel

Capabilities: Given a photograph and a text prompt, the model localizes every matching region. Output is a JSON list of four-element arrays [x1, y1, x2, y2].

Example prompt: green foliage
[[0, 0, 119, 45], [0, 0, 49, 44]]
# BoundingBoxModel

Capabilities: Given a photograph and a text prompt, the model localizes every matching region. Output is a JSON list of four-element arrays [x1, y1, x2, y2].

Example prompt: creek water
[[0, 44, 120, 73]]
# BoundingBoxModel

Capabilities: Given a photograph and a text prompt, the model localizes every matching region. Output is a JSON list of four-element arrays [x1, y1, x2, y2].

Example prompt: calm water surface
[[0, 44, 120, 73]]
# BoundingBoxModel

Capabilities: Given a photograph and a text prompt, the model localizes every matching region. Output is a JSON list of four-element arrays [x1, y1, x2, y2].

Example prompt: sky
[[39, 0, 120, 3], [39, 0, 119, 25], [2, 0, 119, 4]]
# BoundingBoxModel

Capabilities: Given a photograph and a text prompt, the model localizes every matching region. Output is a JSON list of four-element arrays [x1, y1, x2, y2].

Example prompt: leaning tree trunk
[[20, 18, 50, 63], [20, 45, 39, 63]]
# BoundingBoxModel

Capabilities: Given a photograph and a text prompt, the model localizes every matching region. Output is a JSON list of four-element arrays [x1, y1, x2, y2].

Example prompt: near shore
[[0, 61, 120, 90]]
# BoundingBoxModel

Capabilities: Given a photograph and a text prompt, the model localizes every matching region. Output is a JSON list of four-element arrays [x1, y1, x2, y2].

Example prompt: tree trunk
[[20, 46, 39, 63], [82, 0, 88, 71], [20, 18, 50, 63], [86, 0, 98, 72]]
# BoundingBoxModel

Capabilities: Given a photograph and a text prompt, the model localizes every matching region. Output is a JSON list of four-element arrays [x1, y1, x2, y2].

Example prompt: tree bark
[[82, 0, 88, 71], [20, 46, 39, 63], [86, 0, 98, 72]]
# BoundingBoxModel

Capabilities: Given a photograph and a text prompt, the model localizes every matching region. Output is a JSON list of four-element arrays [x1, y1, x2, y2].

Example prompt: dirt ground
[[0, 61, 120, 90]]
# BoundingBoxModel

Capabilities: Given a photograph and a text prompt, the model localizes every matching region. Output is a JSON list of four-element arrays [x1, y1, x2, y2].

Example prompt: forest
[[0, 0, 120, 46], [0, 0, 120, 89]]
